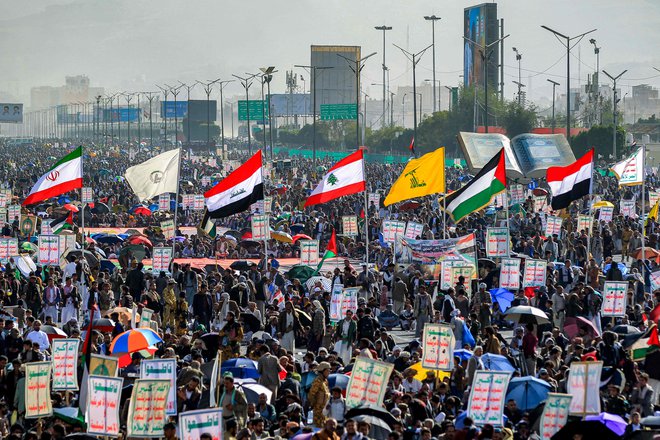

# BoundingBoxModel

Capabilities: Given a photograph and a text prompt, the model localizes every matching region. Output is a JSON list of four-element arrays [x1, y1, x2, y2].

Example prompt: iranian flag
[[23, 146, 83, 206], [305, 150, 365, 207], [441, 148, 506, 223]]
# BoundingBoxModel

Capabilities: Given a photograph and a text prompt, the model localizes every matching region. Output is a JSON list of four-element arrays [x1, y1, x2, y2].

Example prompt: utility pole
[[338, 52, 377, 149], [142, 92, 157, 149], [602, 69, 627, 159], [512, 47, 523, 105], [394, 43, 432, 148], [547, 79, 560, 133], [196, 78, 222, 155], [423, 15, 441, 113], [178, 81, 197, 148], [590, 38, 601, 126], [232, 73, 258, 154], [541, 25, 597, 143], [166, 84, 184, 147], [156, 85, 170, 146], [375, 25, 392, 127], [296, 65, 333, 164]]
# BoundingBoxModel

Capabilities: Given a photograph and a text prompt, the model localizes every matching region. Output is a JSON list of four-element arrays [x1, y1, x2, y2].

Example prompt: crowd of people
[[0, 138, 656, 440]]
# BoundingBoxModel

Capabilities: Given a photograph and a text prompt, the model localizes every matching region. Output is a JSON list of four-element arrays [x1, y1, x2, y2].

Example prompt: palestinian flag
[[205, 150, 263, 218], [51, 213, 73, 234], [23, 146, 83, 206], [441, 149, 506, 222], [198, 209, 217, 238], [316, 229, 338, 271]]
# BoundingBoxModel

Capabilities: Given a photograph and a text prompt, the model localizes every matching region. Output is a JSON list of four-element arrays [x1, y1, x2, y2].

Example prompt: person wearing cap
[[162, 278, 177, 330], [219, 372, 248, 430], [308, 362, 331, 428]]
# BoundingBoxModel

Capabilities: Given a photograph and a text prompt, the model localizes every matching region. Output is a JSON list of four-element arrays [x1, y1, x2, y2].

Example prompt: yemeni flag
[[441, 148, 506, 223], [547, 148, 594, 210], [23, 146, 83, 206], [198, 209, 217, 238], [205, 150, 263, 218], [50, 213, 74, 234], [305, 150, 365, 207]]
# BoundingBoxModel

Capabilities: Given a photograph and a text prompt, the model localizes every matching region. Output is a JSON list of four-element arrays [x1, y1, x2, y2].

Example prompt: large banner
[[345, 357, 394, 408], [382, 220, 406, 243], [178, 408, 223, 440], [486, 228, 509, 257], [251, 214, 269, 241], [421, 323, 455, 371], [300, 240, 319, 266], [523, 259, 547, 288], [0, 103, 23, 123], [545, 216, 563, 237], [342, 216, 359, 237], [567, 361, 602, 416], [38, 235, 60, 265], [601, 281, 627, 317], [87, 375, 123, 437], [140, 358, 177, 416], [51, 338, 79, 391], [152, 247, 173, 273], [127, 379, 171, 438], [539, 393, 572, 440], [500, 258, 521, 290], [467, 371, 512, 426], [404, 221, 424, 240], [89, 354, 119, 377], [329, 285, 358, 323], [25, 361, 52, 419], [400, 234, 477, 268]]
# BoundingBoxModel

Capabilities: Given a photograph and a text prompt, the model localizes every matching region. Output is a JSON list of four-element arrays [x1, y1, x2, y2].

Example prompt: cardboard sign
[[329, 286, 358, 322], [159, 194, 170, 211], [82, 187, 93, 204], [421, 323, 455, 371], [510, 184, 525, 204], [523, 259, 547, 288], [467, 371, 512, 426], [404, 221, 424, 240], [486, 228, 509, 257], [161, 220, 175, 240], [621, 199, 637, 218], [601, 281, 627, 317], [251, 214, 269, 241], [193, 194, 205, 211], [300, 240, 319, 266], [599, 206, 614, 222], [140, 359, 177, 416], [7, 204, 20, 224], [38, 235, 60, 265], [577, 215, 592, 232], [0, 238, 18, 263], [382, 220, 406, 243], [89, 354, 119, 377], [152, 247, 173, 273], [41, 219, 53, 235], [127, 379, 171, 437], [500, 258, 521, 290], [539, 393, 573, 440], [87, 375, 123, 436], [179, 409, 223, 440], [25, 362, 52, 419], [545, 216, 563, 237], [345, 357, 394, 408], [342, 216, 359, 237], [650, 191, 660, 208], [534, 195, 548, 212], [368, 193, 380, 208], [568, 361, 602, 415], [51, 338, 79, 391]]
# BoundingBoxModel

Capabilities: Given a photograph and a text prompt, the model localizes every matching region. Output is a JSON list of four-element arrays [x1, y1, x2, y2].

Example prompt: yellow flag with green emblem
[[384, 147, 445, 206]]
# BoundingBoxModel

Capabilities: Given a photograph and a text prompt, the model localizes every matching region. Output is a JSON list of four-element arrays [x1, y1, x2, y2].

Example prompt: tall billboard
[[310, 45, 360, 113], [0, 104, 23, 123], [102, 108, 140, 122], [270, 94, 311, 116], [187, 100, 216, 121], [463, 3, 499, 89], [161, 101, 188, 119]]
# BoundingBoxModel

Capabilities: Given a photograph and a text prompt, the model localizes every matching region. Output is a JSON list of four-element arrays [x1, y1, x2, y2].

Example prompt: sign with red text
[[421, 323, 455, 371], [404, 221, 424, 240], [140, 358, 177, 416], [87, 375, 123, 436], [568, 361, 602, 415], [161, 220, 175, 240], [51, 338, 79, 390], [159, 194, 170, 211], [182, 194, 194, 209], [510, 184, 525, 204], [0, 192, 7, 208], [523, 259, 547, 288], [342, 216, 359, 237], [7, 204, 20, 224], [25, 361, 52, 419], [601, 281, 627, 317], [650, 191, 660, 208], [41, 219, 53, 235], [329, 285, 358, 322], [251, 214, 269, 241], [153, 247, 172, 273], [599, 206, 614, 222], [621, 199, 637, 218], [449, 266, 475, 293], [382, 220, 406, 243], [82, 187, 93, 204], [193, 194, 205, 211], [500, 258, 521, 290], [545, 216, 563, 237], [300, 240, 319, 266], [345, 357, 394, 408], [539, 393, 573, 440], [441, 261, 475, 290], [577, 215, 592, 233], [178, 408, 223, 440], [486, 228, 509, 257], [127, 379, 171, 437], [534, 195, 547, 212], [201, 176, 211, 187], [0, 238, 17, 263], [368, 193, 380, 208], [38, 235, 60, 265], [467, 371, 512, 426]]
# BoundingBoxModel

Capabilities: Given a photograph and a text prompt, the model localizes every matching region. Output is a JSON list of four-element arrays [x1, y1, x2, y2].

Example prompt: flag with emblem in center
[[384, 147, 445, 206], [305, 150, 365, 207], [23, 146, 83, 206]]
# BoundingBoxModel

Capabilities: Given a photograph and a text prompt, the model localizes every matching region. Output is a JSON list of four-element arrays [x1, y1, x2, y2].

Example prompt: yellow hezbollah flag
[[646, 200, 659, 236], [384, 147, 445, 206]]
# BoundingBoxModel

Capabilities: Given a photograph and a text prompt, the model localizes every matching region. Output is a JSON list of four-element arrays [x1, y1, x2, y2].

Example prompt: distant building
[[30, 75, 104, 110]]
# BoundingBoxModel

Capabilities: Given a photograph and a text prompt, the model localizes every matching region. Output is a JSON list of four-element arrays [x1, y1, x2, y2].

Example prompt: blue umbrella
[[170, 199, 177, 211], [454, 349, 473, 362], [96, 234, 125, 244], [481, 353, 515, 372], [100, 259, 116, 273], [505, 376, 551, 410], [58, 196, 71, 204], [221, 358, 259, 379], [489, 288, 514, 312], [148, 204, 158, 212], [603, 262, 628, 276]]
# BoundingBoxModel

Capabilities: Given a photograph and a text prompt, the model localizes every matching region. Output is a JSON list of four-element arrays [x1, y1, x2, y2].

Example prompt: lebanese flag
[[205, 150, 263, 218], [409, 137, 415, 154], [547, 148, 594, 210], [305, 150, 365, 207], [23, 146, 83, 206]]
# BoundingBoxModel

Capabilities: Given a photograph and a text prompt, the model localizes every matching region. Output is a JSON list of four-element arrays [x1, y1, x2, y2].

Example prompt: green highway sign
[[238, 100, 269, 121], [320, 103, 357, 120]]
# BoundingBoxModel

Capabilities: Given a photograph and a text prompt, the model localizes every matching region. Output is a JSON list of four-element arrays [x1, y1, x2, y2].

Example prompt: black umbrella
[[240, 312, 262, 333], [91, 202, 110, 214], [295, 309, 312, 327], [345, 405, 398, 428], [626, 429, 660, 439], [240, 239, 261, 249], [551, 420, 620, 440], [63, 249, 100, 268], [349, 414, 391, 438], [200, 332, 219, 355], [230, 260, 255, 271]]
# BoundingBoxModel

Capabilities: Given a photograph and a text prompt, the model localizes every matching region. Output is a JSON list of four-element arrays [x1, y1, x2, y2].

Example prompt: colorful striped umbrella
[[110, 328, 162, 355]]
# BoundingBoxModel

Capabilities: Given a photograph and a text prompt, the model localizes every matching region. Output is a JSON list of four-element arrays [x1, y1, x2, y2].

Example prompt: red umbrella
[[85, 236, 96, 244], [41, 325, 67, 341], [92, 318, 116, 333], [242, 231, 253, 240], [134, 206, 151, 216], [292, 233, 312, 243], [564, 316, 600, 339], [128, 235, 152, 247], [532, 188, 549, 196], [399, 200, 421, 211], [63, 203, 79, 212]]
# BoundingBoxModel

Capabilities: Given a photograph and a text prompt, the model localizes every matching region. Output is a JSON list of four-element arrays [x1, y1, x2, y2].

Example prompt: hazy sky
[[1, 0, 659, 104]]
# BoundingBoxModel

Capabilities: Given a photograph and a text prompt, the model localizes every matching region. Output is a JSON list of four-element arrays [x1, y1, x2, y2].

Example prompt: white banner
[[251, 214, 269, 241], [38, 235, 60, 265], [486, 228, 509, 257], [140, 358, 177, 416], [421, 323, 455, 371], [404, 221, 424, 240], [568, 361, 602, 415], [599, 206, 614, 222], [51, 338, 79, 390], [152, 247, 173, 273], [25, 361, 52, 419], [601, 281, 627, 317], [342, 216, 359, 236], [500, 258, 521, 290], [382, 220, 406, 243], [545, 216, 563, 237], [539, 393, 573, 440], [178, 408, 223, 440], [467, 371, 512, 426], [127, 379, 171, 438], [300, 240, 319, 266], [87, 375, 123, 436], [523, 259, 547, 288]]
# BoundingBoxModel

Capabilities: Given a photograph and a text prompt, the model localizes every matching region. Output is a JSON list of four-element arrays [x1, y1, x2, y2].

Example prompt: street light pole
[[338, 51, 377, 149], [142, 92, 157, 149], [464, 34, 510, 133], [166, 84, 184, 147], [590, 38, 601, 126], [217, 81, 232, 156], [178, 82, 197, 148], [424, 15, 441, 113], [602, 69, 627, 159], [547, 79, 560, 133], [444, 86, 453, 112], [375, 25, 392, 128], [156, 85, 170, 146], [541, 25, 597, 143], [232, 73, 258, 154], [297, 65, 333, 164], [512, 47, 522, 105], [196, 78, 221, 155]]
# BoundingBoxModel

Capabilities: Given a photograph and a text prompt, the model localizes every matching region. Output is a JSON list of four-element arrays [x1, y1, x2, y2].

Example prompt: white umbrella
[[503, 305, 550, 325], [234, 378, 272, 404], [16, 254, 37, 278], [305, 275, 331, 292]]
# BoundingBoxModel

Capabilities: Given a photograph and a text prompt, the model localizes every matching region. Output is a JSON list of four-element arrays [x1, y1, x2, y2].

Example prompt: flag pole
[[171, 147, 182, 259], [586, 149, 595, 286], [363, 154, 369, 267], [641, 142, 646, 277]]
